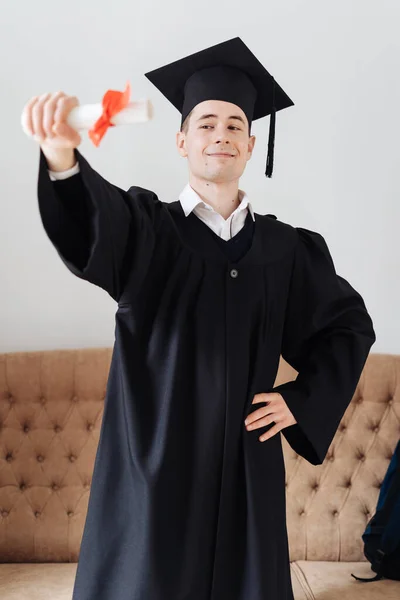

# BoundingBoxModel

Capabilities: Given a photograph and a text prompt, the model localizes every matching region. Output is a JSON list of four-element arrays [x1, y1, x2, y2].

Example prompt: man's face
[[176, 100, 256, 184]]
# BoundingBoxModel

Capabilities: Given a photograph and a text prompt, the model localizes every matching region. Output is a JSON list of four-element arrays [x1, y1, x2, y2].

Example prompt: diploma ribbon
[[88, 81, 131, 147]]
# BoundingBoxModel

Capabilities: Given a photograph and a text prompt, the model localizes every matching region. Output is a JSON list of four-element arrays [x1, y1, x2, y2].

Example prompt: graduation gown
[[37, 148, 376, 600]]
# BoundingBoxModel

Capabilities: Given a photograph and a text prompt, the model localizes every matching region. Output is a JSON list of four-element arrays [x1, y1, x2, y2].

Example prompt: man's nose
[[215, 137, 233, 145]]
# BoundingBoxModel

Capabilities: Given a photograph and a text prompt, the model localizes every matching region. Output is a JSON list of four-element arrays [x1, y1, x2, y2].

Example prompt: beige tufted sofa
[[0, 348, 399, 600]]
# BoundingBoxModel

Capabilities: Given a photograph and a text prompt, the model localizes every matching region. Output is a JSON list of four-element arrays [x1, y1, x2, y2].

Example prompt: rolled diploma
[[21, 98, 153, 137], [67, 98, 153, 131]]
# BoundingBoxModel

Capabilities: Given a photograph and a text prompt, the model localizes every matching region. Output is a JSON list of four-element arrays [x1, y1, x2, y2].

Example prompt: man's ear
[[247, 134, 256, 159], [176, 131, 188, 157]]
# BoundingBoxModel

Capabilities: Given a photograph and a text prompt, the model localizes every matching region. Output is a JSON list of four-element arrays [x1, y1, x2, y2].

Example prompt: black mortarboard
[[144, 37, 294, 177]]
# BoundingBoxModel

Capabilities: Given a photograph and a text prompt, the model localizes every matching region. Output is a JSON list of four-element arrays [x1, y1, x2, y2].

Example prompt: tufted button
[[230, 268, 238, 278], [37, 455, 44, 463], [6, 453, 13, 462], [312, 483, 319, 491], [54, 425, 62, 433], [40, 396, 46, 405], [357, 396, 363, 404], [359, 454, 366, 462], [67, 511, 74, 517], [346, 479, 352, 488], [388, 398, 393, 406], [339, 424, 346, 432], [329, 455, 334, 461], [299, 509, 306, 516], [20, 483, 26, 491], [332, 510, 339, 517], [87, 423, 94, 432], [34, 511, 41, 518], [69, 454, 76, 463], [373, 426, 379, 433], [1, 510, 9, 518], [72, 395, 79, 403], [23, 425, 30, 433], [52, 483, 59, 491], [84, 481, 90, 489], [8, 395, 14, 405]]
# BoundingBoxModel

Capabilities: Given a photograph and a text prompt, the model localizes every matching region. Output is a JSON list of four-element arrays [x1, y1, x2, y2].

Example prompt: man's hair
[[180, 109, 252, 136], [180, 110, 193, 135]]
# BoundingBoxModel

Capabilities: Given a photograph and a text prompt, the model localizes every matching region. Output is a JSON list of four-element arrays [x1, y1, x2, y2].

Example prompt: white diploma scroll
[[21, 83, 153, 141], [65, 98, 153, 131]]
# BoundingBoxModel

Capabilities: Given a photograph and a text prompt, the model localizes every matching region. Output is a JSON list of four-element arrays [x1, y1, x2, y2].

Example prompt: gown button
[[230, 268, 239, 278]]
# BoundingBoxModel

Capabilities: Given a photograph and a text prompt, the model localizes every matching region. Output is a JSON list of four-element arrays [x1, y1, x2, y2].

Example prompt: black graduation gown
[[37, 147, 376, 600]]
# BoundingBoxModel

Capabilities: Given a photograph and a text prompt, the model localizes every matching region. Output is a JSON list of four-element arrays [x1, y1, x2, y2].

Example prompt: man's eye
[[200, 125, 240, 130]]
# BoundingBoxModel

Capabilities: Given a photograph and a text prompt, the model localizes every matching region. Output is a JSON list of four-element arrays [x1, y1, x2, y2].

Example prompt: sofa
[[0, 347, 399, 599]]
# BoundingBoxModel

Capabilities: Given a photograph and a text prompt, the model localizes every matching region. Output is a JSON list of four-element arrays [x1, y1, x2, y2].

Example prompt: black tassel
[[265, 77, 276, 178]]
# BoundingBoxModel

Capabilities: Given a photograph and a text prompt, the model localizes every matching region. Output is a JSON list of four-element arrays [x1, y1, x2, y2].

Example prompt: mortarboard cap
[[144, 37, 294, 177]]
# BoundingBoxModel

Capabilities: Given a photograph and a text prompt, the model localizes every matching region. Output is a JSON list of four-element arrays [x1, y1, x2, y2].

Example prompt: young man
[[34, 37, 375, 600]]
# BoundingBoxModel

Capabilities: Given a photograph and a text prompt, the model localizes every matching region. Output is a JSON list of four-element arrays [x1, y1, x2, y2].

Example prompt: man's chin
[[203, 167, 235, 179], [204, 174, 232, 184]]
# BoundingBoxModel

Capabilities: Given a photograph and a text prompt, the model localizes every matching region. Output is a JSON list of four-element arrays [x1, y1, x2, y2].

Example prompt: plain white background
[[1, 0, 398, 353]]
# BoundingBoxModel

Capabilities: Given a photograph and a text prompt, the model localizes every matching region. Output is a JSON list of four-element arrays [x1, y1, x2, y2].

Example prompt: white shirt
[[48, 163, 255, 241]]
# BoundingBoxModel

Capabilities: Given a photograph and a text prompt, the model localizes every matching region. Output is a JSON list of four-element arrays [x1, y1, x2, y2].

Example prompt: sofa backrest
[[276, 352, 399, 562], [0, 348, 398, 563]]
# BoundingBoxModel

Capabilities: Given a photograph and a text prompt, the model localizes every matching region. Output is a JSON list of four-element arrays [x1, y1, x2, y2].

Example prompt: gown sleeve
[[37, 147, 159, 302], [270, 226, 376, 465]]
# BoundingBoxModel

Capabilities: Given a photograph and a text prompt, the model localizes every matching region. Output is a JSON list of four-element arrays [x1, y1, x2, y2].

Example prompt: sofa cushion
[[291, 560, 400, 599], [0, 560, 398, 599], [0, 563, 77, 599]]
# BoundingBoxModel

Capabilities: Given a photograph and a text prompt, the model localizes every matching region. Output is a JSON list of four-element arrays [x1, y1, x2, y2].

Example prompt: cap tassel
[[265, 77, 276, 178]]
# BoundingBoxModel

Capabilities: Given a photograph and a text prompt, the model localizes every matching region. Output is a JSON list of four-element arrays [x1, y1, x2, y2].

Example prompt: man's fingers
[[53, 95, 79, 136], [52, 122, 82, 146], [31, 92, 52, 140], [259, 423, 282, 442], [22, 95, 39, 136], [244, 403, 271, 425], [43, 91, 65, 138], [245, 413, 283, 430]]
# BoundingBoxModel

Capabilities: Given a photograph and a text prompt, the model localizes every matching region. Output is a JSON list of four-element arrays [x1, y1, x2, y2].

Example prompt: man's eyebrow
[[196, 113, 246, 125]]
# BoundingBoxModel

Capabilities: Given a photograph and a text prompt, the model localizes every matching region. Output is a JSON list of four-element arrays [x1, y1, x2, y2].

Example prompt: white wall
[[1, 0, 398, 353]]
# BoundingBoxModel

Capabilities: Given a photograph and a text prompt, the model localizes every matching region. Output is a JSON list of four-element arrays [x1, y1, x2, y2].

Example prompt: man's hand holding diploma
[[21, 81, 153, 156]]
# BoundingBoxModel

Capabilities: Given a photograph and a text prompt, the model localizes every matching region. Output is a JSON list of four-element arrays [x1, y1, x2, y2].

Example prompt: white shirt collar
[[178, 183, 255, 222]]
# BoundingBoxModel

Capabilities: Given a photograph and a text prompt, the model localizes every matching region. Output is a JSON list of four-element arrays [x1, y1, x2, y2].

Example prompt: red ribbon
[[88, 81, 131, 147]]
